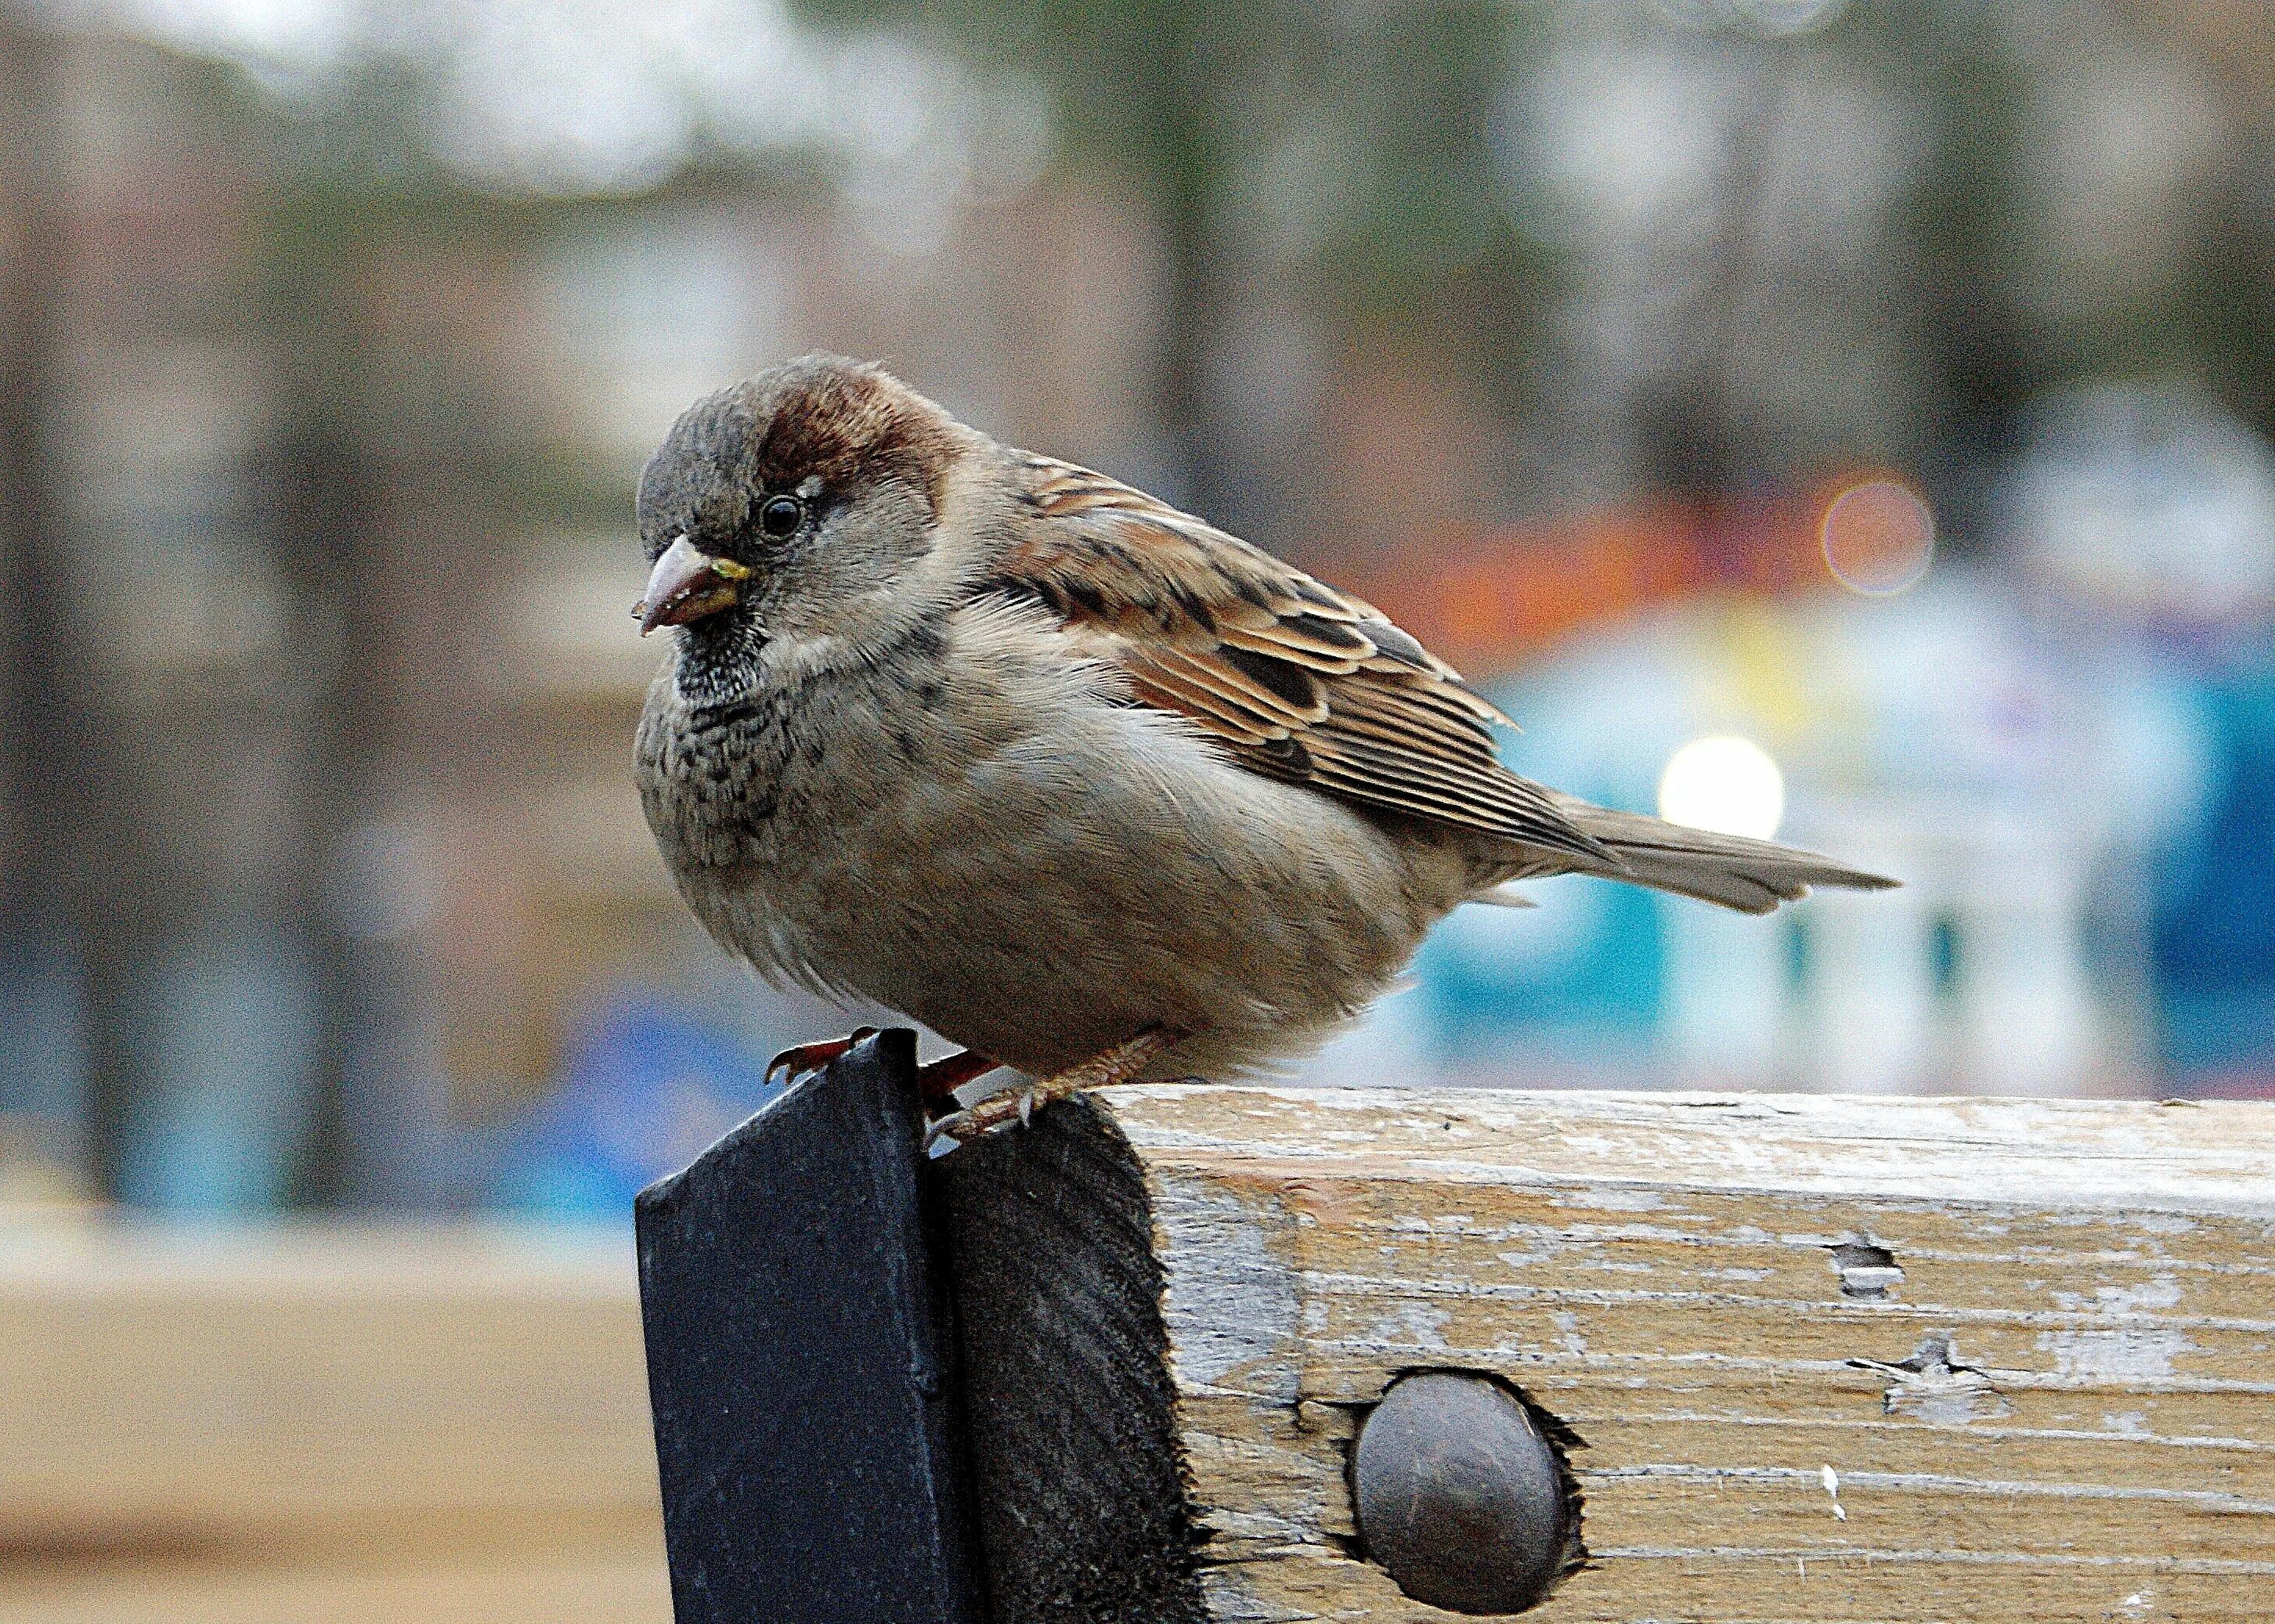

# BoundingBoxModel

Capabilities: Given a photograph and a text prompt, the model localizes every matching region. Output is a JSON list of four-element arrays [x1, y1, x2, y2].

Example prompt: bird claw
[[926, 1084, 1045, 1149], [765, 1027, 878, 1088], [924, 1108, 978, 1149]]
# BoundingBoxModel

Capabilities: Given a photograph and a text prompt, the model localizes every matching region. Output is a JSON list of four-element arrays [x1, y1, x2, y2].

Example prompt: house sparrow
[[633, 356, 1894, 1137]]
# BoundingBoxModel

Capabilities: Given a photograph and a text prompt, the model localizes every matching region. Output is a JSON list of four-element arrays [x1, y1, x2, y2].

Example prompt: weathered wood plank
[[1055, 1084, 2275, 1623]]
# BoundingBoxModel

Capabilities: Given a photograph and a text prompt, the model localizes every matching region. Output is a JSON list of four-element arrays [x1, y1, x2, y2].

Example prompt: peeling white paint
[[2040, 1326, 2194, 1383], [2051, 1274, 2183, 1315], [1095, 1083, 2275, 1621], [1155, 1173, 1300, 1398], [1362, 1300, 1451, 1351], [1493, 1247, 1559, 1269], [1886, 1370, 2014, 1425], [1554, 1186, 1668, 1212], [1197, 1565, 1302, 1622], [1551, 1308, 1588, 1355], [2135, 1214, 2200, 1236]]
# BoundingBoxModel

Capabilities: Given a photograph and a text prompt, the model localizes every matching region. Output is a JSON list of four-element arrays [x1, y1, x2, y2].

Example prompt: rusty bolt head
[[1352, 1372, 1573, 1615]]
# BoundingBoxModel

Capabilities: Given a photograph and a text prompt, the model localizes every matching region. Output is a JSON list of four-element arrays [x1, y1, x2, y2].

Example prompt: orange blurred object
[[1343, 484, 1880, 677], [1820, 478, 1937, 597]]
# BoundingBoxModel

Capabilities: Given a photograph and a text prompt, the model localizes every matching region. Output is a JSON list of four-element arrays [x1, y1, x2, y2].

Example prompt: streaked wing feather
[[988, 456, 1607, 861]]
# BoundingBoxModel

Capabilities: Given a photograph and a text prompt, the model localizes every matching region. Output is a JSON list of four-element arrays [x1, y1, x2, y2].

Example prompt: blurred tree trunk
[[272, 404, 374, 1207], [0, 13, 117, 1189], [262, 196, 405, 1207], [0, 14, 61, 904]]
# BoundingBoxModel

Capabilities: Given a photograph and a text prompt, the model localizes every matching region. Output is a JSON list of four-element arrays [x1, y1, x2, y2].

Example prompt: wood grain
[[939, 1095, 1208, 1624], [1076, 1086, 2275, 1624]]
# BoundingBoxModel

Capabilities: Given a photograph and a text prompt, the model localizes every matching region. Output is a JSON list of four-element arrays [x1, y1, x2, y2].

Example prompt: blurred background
[[7, 0, 2275, 1222], [5, 0, 2275, 1616]]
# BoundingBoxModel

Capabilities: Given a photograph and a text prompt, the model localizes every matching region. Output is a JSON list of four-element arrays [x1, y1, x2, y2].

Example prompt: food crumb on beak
[[637, 536, 751, 634]]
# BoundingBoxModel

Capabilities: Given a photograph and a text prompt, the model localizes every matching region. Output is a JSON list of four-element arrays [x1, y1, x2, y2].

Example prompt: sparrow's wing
[[984, 457, 1610, 861]]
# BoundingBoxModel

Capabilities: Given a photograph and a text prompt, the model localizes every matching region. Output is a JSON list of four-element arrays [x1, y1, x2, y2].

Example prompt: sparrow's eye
[[759, 494, 803, 539]]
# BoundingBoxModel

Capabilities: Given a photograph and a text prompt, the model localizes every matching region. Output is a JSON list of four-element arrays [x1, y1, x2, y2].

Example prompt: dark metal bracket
[[634, 1027, 983, 1624]]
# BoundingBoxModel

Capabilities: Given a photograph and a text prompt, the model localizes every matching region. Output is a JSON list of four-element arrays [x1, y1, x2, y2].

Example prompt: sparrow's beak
[[634, 536, 753, 635]]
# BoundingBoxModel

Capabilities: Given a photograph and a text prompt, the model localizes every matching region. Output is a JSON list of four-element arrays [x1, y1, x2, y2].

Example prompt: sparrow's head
[[634, 355, 967, 677]]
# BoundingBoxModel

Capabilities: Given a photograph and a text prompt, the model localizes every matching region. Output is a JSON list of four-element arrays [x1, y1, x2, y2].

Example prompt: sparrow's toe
[[764, 1027, 878, 1088], [924, 1108, 980, 1148]]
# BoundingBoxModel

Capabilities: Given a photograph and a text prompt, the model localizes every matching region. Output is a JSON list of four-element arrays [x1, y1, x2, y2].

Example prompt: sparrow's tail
[[1545, 797, 1898, 915]]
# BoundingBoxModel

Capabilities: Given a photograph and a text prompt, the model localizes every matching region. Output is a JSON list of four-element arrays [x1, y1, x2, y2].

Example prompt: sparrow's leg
[[764, 1027, 878, 1088], [917, 1049, 1004, 1106], [928, 1026, 1184, 1145]]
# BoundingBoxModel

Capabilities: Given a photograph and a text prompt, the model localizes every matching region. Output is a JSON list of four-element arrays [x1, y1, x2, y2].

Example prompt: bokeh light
[[1658, 736, 1786, 841], [1820, 478, 1935, 596]]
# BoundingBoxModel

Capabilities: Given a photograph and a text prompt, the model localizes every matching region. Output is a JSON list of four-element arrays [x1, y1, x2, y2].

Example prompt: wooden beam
[[942, 1085, 2275, 1623]]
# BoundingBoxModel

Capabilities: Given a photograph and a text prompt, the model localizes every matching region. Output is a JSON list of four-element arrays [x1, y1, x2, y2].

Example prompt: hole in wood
[[1349, 1370, 1585, 1615], [1829, 1237, 1903, 1299], [1848, 1330, 2013, 1424]]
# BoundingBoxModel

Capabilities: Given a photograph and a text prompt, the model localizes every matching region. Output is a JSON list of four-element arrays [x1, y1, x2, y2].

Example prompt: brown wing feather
[[986, 457, 1610, 862]]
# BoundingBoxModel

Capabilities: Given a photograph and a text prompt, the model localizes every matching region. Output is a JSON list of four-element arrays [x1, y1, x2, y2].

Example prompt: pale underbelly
[[710, 715, 1466, 1077]]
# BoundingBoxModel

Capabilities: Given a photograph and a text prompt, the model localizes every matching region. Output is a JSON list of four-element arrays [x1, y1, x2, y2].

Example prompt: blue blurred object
[[491, 998, 785, 1216], [0, 940, 89, 1193], [1413, 881, 1663, 1080], [1393, 574, 2226, 1095], [2152, 654, 2275, 1094], [119, 924, 323, 1213]]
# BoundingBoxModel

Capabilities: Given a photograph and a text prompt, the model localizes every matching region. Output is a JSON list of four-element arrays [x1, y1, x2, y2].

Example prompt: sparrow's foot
[[764, 1027, 879, 1089], [929, 1026, 1184, 1146]]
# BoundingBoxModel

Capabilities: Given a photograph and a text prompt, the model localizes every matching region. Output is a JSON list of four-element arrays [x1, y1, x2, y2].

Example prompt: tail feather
[[1551, 800, 1899, 915]]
